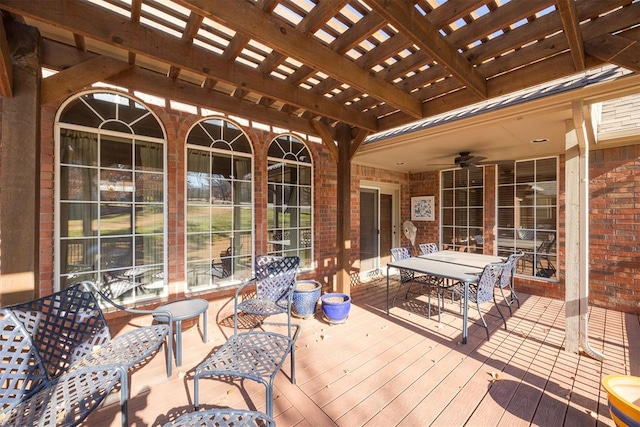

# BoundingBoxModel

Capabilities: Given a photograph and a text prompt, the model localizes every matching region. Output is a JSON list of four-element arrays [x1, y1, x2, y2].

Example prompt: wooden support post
[[564, 118, 581, 354], [336, 124, 351, 295], [0, 21, 41, 305]]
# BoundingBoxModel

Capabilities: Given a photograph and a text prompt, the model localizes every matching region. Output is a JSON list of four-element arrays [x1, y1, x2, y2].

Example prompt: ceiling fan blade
[[475, 159, 514, 166]]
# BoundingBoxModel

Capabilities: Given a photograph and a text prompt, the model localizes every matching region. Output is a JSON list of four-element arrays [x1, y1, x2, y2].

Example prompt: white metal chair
[[390, 247, 441, 319], [451, 262, 507, 341], [497, 252, 524, 315]]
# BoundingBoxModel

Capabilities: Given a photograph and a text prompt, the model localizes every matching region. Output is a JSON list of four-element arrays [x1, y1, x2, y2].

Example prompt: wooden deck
[[86, 276, 639, 426]]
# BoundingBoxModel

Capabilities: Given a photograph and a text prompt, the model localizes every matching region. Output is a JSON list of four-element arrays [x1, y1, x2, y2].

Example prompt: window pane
[[135, 235, 163, 265], [100, 237, 132, 270], [234, 157, 251, 180], [135, 205, 163, 234], [101, 203, 132, 235], [441, 189, 453, 208], [60, 129, 98, 166], [61, 203, 98, 237], [299, 166, 311, 185], [136, 142, 163, 172], [61, 238, 98, 274], [497, 185, 513, 207], [101, 136, 132, 169], [187, 206, 210, 232], [187, 233, 210, 262], [101, 170, 133, 202], [136, 172, 163, 202], [234, 181, 252, 205]]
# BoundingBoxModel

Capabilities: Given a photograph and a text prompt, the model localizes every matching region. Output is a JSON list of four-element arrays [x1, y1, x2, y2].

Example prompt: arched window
[[56, 91, 166, 303], [267, 135, 313, 269], [186, 117, 253, 290]]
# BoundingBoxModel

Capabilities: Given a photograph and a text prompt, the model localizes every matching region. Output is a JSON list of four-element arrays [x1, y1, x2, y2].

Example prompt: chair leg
[[510, 284, 520, 308], [499, 286, 513, 316], [476, 301, 490, 341], [493, 293, 507, 330]]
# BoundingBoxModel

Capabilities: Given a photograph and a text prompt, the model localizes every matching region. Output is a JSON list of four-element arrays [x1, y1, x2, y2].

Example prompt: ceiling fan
[[429, 151, 513, 169]]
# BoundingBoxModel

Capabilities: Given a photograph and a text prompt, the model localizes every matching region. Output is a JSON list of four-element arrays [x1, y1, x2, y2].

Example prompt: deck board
[[84, 276, 637, 426]]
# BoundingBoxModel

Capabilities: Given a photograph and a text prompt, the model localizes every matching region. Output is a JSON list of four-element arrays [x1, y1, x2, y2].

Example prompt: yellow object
[[601, 374, 640, 427]]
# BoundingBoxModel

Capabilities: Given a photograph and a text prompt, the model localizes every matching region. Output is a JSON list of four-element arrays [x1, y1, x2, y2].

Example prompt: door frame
[[359, 181, 401, 278]]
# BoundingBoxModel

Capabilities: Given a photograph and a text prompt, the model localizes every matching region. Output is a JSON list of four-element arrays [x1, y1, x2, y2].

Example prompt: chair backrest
[[499, 252, 524, 289], [254, 256, 300, 301], [476, 262, 506, 304], [390, 247, 415, 282], [0, 310, 49, 414], [536, 234, 556, 254], [5, 284, 111, 379], [418, 243, 438, 255]]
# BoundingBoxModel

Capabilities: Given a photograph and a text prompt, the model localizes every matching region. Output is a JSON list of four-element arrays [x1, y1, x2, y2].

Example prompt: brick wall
[[588, 145, 640, 313]]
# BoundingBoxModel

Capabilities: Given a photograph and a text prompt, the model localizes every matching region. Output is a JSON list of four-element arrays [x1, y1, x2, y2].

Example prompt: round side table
[[153, 298, 208, 367]]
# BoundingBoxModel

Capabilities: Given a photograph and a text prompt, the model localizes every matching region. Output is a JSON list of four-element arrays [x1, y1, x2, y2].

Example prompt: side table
[[153, 298, 209, 367]]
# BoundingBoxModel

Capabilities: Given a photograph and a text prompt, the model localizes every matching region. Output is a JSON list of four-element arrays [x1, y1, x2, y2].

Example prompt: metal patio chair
[[451, 262, 508, 341], [418, 242, 439, 255], [497, 252, 524, 315], [194, 324, 300, 418], [390, 247, 442, 319], [0, 307, 126, 427], [165, 408, 275, 427], [233, 255, 300, 337]]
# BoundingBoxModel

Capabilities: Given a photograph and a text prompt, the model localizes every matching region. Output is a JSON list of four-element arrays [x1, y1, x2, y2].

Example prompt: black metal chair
[[521, 235, 556, 277], [451, 262, 508, 341], [233, 255, 300, 337]]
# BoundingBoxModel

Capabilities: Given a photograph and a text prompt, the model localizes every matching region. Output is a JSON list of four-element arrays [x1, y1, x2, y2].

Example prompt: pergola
[[1, 0, 639, 356]]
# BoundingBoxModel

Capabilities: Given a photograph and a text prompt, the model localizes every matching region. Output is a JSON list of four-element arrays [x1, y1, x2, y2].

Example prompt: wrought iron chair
[[1, 306, 126, 427], [451, 262, 507, 341], [165, 408, 275, 427], [194, 324, 300, 418], [233, 255, 300, 337], [390, 247, 441, 319], [497, 252, 524, 315]]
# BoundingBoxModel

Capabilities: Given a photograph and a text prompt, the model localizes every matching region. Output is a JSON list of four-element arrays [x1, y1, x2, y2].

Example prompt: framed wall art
[[411, 196, 435, 221]]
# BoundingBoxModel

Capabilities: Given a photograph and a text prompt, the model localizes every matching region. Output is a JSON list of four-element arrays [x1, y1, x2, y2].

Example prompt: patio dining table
[[419, 250, 504, 268], [386, 254, 496, 344]]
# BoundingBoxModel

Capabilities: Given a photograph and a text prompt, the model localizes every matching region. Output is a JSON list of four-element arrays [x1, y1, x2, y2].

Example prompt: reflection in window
[[441, 168, 484, 252], [57, 91, 166, 302], [497, 157, 557, 278], [186, 118, 253, 290], [267, 135, 313, 268]]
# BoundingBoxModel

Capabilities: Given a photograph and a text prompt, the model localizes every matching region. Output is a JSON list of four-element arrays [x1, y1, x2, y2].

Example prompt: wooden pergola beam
[[41, 40, 320, 136], [585, 33, 640, 73], [41, 56, 132, 105], [310, 120, 338, 163], [174, 0, 423, 119], [556, 0, 585, 71], [365, 0, 487, 99], [0, 0, 378, 132]]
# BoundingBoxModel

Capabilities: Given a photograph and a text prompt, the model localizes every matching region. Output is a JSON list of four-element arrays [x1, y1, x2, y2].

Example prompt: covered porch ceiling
[[1, 0, 639, 171]]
